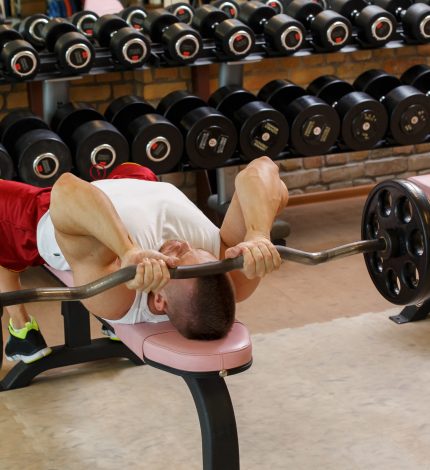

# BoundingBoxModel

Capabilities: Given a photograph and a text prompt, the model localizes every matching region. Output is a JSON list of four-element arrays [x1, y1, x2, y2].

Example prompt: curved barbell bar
[[0, 238, 386, 308]]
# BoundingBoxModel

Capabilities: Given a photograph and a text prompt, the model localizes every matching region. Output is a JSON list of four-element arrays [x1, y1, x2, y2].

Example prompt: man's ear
[[152, 291, 168, 314]]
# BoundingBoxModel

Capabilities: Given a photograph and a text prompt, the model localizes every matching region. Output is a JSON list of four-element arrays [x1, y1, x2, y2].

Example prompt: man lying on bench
[[0, 156, 288, 363]]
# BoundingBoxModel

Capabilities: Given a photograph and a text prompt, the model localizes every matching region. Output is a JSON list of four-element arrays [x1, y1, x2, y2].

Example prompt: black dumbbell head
[[93, 14, 129, 46], [401, 64, 430, 91], [0, 37, 39, 80], [373, 0, 410, 14], [105, 95, 155, 131], [15, 128, 72, 187], [111, 26, 151, 67], [167, 2, 195, 25], [264, 13, 306, 52], [285, 0, 323, 23], [209, 85, 257, 116], [307, 75, 355, 105], [238, 1, 277, 34], [212, 0, 239, 19], [193, 5, 229, 38], [353, 69, 402, 98], [402, 3, 430, 42], [0, 143, 14, 180], [143, 9, 178, 40], [120, 6, 148, 31], [18, 14, 49, 48], [157, 90, 207, 122], [214, 19, 255, 58], [70, 10, 100, 38], [42, 18, 77, 51], [258, 79, 305, 104], [329, 0, 369, 18]]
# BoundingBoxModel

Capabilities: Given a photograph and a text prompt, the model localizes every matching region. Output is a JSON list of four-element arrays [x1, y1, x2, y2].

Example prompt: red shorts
[[0, 163, 158, 272]]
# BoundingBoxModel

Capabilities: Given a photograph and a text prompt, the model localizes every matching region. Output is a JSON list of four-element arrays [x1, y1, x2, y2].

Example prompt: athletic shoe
[[101, 324, 121, 342], [5, 317, 52, 364]]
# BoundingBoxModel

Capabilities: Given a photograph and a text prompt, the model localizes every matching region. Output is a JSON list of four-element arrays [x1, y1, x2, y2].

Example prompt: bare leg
[[0, 266, 31, 328]]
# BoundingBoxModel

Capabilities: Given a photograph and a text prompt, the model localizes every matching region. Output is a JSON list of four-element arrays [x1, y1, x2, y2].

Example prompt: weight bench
[[0, 267, 253, 470]]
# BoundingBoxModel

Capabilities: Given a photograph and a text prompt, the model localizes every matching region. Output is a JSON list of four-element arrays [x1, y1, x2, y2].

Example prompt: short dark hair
[[169, 274, 235, 340]]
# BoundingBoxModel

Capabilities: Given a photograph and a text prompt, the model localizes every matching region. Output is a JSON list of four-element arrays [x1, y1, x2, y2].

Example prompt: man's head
[[150, 240, 235, 340]]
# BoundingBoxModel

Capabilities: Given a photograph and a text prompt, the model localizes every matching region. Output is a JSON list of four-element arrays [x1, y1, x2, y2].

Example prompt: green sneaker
[[5, 317, 52, 364]]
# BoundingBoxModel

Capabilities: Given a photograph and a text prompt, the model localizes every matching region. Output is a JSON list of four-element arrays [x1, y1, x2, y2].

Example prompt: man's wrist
[[244, 230, 270, 241]]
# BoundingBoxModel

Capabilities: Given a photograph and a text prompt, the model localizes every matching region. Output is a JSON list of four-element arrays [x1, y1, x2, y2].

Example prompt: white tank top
[[37, 179, 221, 324]]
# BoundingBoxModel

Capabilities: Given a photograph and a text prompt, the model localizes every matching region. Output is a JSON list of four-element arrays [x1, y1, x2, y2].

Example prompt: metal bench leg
[[183, 375, 240, 470]]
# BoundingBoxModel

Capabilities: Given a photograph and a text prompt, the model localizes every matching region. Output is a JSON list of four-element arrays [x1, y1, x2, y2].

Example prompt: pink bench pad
[[45, 267, 253, 373]]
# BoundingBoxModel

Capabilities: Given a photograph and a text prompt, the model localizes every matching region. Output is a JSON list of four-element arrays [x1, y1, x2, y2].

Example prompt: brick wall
[[3, 43, 430, 199]]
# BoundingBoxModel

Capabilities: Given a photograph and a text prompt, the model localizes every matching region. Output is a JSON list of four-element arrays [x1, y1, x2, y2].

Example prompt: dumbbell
[[208, 86, 289, 160], [18, 14, 49, 50], [307, 75, 388, 150], [328, 0, 396, 46], [238, 1, 305, 54], [51, 103, 129, 180], [285, 0, 352, 51], [93, 15, 151, 69], [156, 90, 237, 169], [354, 69, 430, 145], [258, 79, 340, 155], [104, 96, 184, 173], [212, 0, 239, 18], [167, 2, 195, 24], [193, 5, 255, 59], [372, 0, 430, 42], [0, 144, 14, 180], [0, 25, 39, 80], [119, 6, 148, 31], [70, 10, 100, 39], [0, 110, 72, 186], [401, 64, 430, 97], [41, 18, 95, 74], [143, 9, 202, 63]]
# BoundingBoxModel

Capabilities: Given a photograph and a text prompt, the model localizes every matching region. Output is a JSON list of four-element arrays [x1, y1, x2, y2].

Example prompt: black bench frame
[[0, 270, 251, 470]]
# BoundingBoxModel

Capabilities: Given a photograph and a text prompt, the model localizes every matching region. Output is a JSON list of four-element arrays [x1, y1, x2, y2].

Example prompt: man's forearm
[[50, 173, 134, 259], [233, 157, 288, 240]]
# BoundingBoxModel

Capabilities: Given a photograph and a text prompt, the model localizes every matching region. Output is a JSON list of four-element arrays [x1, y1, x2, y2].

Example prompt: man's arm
[[220, 157, 289, 301], [50, 173, 175, 318]]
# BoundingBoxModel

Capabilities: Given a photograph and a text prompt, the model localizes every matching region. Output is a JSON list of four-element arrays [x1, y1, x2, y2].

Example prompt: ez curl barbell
[[1, 176, 430, 310]]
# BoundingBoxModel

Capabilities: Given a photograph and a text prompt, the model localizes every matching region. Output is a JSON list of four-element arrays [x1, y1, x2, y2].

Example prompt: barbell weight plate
[[51, 103, 104, 147], [233, 101, 289, 160], [0, 110, 48, 153], [336, 91, 388, 150], [157, 90, 207, 123], [72, 120, 129, 180], [362, 178, 430, 305], [0, 143, 14, 180], [105, 95, 155, 134], [128, 113, 183, 173], [15, 128, 72, 187], [385, 85, 430, 145], [180, 106, 237, 169]]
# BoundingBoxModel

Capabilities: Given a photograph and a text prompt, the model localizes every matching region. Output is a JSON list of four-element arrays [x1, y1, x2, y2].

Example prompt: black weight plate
[[285, 0, 322, 23], [143, 9, 178, 41], [403, 3, 430, 42], [0, 144, 14, 180], [362, 178, 430, 305], [105, 96, 155, 132], [42, 18, 77, 51], [209, 86, 256, 117], [285, 95, 340, 155], [70, 10, 99, 38], [264, 14, 305, 53], [19, 14, 49, 48], [307, 75, 354, 106], [181, 106, 237, 168], [157, 91, 206, 123], [336, 91, 388, 150], [401, 64, 430, 92], [51, 102, 104, 144], [72, 121, 129, 180], [93, 14, 128, 46], [193, 5, 228, 38], [164, 22, 202, 63], [213, 0, 239, 19], [0, 110, 48, 152], [353, 69, 401, 100], [111, 27, 151, 68], [258, 79, 305, 106], [214, 19, 255, 57], [385, 85, 430, 144], [232, 101, 289, 160], [311, 10, 351, 50], [15, 128, 72, 187], [238, 1, 276, 34], [129, 114, 183, 173]]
